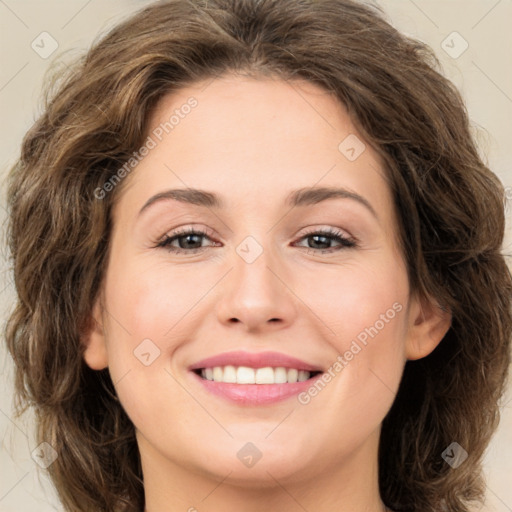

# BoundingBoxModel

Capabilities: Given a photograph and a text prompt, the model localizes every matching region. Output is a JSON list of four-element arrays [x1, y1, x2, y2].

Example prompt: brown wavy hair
[[4, 0, 511, 510]]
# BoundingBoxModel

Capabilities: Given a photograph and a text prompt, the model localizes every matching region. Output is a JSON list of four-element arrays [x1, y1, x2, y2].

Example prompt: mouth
[[192, 366, 323, 384], [188, 351, 325, 405]]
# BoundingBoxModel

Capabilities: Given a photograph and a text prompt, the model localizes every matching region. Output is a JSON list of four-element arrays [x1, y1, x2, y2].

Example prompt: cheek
[[295, 257, 409, 407], [294, 258, 408, 349], [105, 258, 203, 340], [100, 259, 213, 423]]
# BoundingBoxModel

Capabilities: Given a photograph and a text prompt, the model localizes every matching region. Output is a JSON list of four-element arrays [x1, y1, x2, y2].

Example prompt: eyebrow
[[138, 186, 378, 219]]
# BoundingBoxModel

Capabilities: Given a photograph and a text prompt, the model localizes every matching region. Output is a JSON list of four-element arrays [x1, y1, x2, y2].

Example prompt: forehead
[[115, 74, 397, 238], [147, 74, 357, 158]]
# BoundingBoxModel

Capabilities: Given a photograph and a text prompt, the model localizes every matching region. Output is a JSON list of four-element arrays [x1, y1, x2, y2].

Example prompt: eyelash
[[155, 226, 358, 254]]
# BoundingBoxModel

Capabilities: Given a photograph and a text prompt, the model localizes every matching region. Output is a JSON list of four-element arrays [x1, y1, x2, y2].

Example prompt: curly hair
[[4, 0, 511, 510]]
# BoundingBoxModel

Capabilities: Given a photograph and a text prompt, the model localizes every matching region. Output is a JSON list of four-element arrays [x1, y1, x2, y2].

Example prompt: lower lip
[[190, 370, 324, 405]]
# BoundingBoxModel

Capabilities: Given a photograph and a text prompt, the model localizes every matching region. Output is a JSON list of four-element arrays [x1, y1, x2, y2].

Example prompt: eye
[[155, 226, 357, 255], [293, 227, 358, 253], [156, 227, 218, 254]]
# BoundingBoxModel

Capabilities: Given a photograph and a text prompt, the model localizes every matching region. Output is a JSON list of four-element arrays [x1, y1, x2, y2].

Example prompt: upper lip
[[189, 350, 324, 372]]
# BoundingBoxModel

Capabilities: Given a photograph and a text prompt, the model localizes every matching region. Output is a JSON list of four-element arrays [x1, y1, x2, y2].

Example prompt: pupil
[[181, 234, 200, 248], [311, 235, 328, 249]]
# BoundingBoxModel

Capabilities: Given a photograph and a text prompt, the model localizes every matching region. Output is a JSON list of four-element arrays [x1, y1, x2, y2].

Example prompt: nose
[[216, 239, 299, 334]]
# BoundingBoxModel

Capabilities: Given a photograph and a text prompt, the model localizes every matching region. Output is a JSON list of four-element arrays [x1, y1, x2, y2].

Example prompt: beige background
[[1, 1, 511, 511]]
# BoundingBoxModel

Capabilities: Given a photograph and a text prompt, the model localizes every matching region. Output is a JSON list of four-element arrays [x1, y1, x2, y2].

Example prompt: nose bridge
[[229, 202, 281, 283], [233, 233, 282, 301], [215, 232, 297, 330]]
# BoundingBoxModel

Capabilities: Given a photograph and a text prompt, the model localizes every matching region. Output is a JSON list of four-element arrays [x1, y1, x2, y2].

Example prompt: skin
[[83, 73, 451, 512]]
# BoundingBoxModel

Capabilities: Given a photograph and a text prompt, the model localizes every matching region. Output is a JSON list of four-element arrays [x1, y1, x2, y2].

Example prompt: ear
[[81, 297, 109, 370], [405, 292, 452, 361]]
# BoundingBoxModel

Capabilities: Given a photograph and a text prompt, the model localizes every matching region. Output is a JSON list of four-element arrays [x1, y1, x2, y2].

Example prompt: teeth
[[287, 368, 299, 383], [200, 365, 313, 384], [237, 366, 255, 384], [274, 367, 287, 384], [213, 366, 223, 382], [298, 370, 310, 382], [255, 366, 274, 384], [223, 365, 237, 383]]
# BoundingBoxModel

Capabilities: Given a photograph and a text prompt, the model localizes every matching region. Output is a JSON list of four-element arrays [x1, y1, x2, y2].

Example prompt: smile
[[195, 365, 322, 384], [188, 350, 325, 405]]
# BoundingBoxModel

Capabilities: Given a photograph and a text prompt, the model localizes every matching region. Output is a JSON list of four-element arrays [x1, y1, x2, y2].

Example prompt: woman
[[4, 0, 511, 511]]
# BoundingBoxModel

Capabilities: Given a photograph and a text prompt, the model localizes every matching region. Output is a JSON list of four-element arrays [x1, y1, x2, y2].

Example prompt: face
[[83, 74, 450, 493]]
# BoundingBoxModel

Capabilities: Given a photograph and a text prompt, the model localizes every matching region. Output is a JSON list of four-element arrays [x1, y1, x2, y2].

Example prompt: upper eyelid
[[157, 226, 214, 242], [160, 225, 353, 241]]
